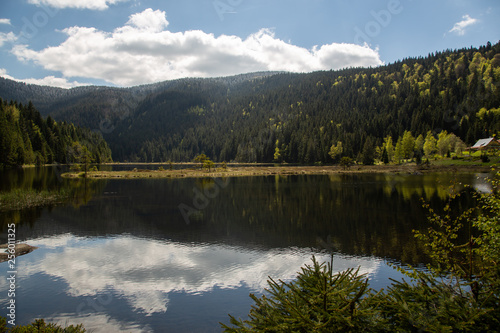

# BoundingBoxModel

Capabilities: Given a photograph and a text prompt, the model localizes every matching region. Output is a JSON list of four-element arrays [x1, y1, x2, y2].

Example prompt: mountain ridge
[[0, 71, 285, 110]]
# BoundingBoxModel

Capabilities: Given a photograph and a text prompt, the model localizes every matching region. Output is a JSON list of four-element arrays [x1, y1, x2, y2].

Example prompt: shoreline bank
[[61, 164, 493, 180]]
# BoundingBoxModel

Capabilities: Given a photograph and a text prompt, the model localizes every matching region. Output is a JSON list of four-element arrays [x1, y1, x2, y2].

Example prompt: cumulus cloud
[[0, 68, 90, 88], [0, 18, 11, 25], [11, 8, 383, 86], [125, 8, 169, 32], [27, 0, 130, 10], [20, 76, 90, 88], [0, 32, 16, 47], [449, 14, 478, 36]]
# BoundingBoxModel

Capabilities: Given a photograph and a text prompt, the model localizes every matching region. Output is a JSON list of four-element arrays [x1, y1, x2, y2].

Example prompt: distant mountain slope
[[1, 43, 499, 163], [0, 72, 281, 114]]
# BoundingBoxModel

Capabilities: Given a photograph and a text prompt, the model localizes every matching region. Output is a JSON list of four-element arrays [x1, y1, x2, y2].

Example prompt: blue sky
[[0, 0, 498, 87]]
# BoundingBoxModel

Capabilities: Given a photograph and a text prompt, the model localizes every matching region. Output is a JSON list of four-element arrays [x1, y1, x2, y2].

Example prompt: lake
[[0, 167, 490, 332]]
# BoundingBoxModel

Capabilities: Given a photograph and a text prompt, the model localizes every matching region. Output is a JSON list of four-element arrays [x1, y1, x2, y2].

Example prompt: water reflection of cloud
[[473, 173, 492, 194], [20, 236, 381, 317], [50, 313, 152, 333], [28, 233, 83, 249]]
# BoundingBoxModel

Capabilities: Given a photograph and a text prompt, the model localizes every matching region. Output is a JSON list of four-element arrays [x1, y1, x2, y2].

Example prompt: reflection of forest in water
[[0, 168, 488, 266], [0, 166, 107, 232]]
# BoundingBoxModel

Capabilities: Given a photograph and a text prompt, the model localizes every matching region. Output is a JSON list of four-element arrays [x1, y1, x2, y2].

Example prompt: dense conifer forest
[[1, 42, 498, 163], [0, 99, 112, 168]]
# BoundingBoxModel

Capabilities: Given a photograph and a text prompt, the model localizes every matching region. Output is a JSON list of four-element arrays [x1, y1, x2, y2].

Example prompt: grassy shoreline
[[0, 188, 69, 211], [61, 163, 493, 180]]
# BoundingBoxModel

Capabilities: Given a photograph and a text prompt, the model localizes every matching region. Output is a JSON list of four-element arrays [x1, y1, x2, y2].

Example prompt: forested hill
[[0, 71, 282, 120], [1, 42, 499, 163], [0, 99, 112, 168]]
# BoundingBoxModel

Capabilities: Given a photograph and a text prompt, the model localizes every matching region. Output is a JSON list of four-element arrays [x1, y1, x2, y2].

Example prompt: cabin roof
[[470, 138, 500, 149]]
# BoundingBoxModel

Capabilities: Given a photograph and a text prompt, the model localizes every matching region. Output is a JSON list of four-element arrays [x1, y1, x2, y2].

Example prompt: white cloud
[[0, 18, 11, 25], [449, 14, 478, 36], [27, 0, 130, 10], [11, 8, 383, 87], [0, 67, 90, 88], [0, 68, 18, 81], [125, 8, 169, 32], [21, 76, 90, 88], [0, 31, 16, 47]]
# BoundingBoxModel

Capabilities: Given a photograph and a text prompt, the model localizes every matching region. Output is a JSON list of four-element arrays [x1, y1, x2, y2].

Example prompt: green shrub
[[339, 156, 353, 170], [379, 270, 492, 332], [0, 318, 86, 332], [69, 164, 81, 172]]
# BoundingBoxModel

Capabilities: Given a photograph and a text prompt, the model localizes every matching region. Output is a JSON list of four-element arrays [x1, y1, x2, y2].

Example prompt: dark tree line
[[0, 99, 112, 169]]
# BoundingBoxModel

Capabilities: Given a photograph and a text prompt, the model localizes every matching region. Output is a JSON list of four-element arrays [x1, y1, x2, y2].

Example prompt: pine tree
[[382, 147, 389, 164], [383, 135, 394, 163], [361, 137, 375, 165], [221, 256, 384, 332], [394, 137, 403, 164]]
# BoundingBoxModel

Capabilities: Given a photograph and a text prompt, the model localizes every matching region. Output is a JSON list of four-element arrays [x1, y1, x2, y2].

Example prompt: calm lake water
[[0, 167, 491, 332]]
